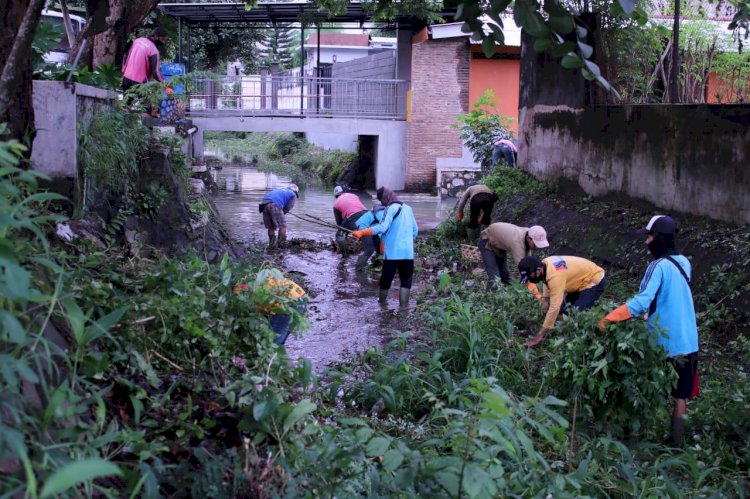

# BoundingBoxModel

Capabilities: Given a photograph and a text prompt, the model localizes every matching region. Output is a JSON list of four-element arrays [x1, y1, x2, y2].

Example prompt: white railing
[[185, 75, 408, 119]]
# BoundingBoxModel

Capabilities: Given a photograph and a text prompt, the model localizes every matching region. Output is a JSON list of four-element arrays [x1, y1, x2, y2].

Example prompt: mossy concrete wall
[[519, 104, 750, 224]]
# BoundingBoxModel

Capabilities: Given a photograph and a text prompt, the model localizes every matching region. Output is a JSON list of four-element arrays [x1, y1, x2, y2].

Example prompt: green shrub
[[78, 111, 150, 194], [455, 89, 515, 172], [541, 306, 675, 436]]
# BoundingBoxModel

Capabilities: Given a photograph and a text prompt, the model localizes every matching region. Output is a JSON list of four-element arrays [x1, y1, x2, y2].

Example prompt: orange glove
[[165, 86, 174, 95], [598, 304, 633, 331], [527, 283, 542, 300], [352, 228, 373, 239], [477, 214, 484, 225], [457, 211, 463, 221]]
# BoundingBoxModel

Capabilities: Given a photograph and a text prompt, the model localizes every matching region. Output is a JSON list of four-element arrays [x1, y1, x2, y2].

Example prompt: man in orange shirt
[[518, 255, 606, 347]]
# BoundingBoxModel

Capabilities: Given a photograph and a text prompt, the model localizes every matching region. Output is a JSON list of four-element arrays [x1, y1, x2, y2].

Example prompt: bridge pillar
[[193, 128, 204, 159]]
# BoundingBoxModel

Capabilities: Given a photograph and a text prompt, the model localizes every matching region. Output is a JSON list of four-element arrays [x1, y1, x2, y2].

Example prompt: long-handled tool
[[289, 212, 354, 233]]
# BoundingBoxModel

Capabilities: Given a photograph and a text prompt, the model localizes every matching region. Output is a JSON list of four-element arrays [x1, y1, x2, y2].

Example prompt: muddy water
[[209, 157, 453, 370]]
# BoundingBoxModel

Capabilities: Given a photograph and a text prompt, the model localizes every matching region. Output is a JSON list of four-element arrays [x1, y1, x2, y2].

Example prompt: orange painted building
[[405, 20, 522, 192], [469, 46, 521, 135]]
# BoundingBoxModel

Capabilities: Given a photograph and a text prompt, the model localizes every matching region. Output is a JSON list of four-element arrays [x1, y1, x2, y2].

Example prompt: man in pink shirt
[[492, 138, 518, 167], [122, 27, 168, 92], [333, 185, 369, 260]]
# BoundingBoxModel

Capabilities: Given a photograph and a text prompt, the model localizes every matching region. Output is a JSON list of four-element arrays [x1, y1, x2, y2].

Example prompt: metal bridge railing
[[185, 75, 408, 120]]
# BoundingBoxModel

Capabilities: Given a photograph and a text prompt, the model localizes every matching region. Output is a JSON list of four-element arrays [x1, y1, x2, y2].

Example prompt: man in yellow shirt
[[234, 271, 308, 345], [518, 255, 606, 347]]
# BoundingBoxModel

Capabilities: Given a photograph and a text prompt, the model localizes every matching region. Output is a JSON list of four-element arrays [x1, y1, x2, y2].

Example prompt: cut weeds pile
[[3, 127, 749, 498]]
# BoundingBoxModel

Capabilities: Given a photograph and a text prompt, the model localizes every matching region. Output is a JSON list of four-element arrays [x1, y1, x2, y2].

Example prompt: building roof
[[429, 15, 522, 47], [306, 33, 370, 47], [158, 1, 373, 25]]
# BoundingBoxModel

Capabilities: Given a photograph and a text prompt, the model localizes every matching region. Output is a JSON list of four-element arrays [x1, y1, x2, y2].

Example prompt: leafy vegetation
[[454, 90, 514, 172], [4, 115, 750, 496], [78, 111, 150, 195], [206, 131, 356, 186]]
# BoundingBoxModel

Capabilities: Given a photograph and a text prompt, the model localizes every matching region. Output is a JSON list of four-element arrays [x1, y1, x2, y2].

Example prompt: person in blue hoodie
[[599, 215, 699, 447], [352, 187, 418, 307], [352, 204, 386, 271], [259, 184, 298, 250]]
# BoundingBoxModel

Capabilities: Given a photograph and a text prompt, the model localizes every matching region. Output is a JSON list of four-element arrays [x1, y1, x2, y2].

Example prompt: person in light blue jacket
[[599, 215, 698, 447], [353, 204, 386, 271], [353, 187, 418, 307]]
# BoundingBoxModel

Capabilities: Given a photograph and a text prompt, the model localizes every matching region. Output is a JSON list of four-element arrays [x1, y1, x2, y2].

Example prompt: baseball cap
[[333, 185, 344, 197], [527, 226, 549, 248], [518, 255, 542, 284], [287, 184, 299, 197], [638, 215, 678, 235]]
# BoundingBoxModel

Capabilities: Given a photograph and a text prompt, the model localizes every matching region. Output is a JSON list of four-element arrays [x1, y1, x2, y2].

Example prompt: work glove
[[527, 283, 542, 300], [598, 304, 633, 331], [477, 214, 483, 225], [457, 211, 463, 221], [165, 86, 174, 95], [352, 228, 373, 239]]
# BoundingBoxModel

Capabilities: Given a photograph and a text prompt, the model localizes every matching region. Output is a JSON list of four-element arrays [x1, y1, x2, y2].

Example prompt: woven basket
[[460, 244, 481, 263], [345, 235, 363, 254], [336, 232, 363, 254]]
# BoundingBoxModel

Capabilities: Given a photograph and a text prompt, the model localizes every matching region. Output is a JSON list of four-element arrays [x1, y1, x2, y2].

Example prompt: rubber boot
[[466, 228, 478, 242], [670, 417, 685, 449], [399, 287, 410, 308], [355, 253, 369, 272], [267, 236, 277, 251], [378, 289, 389, 304], [277, 235, 287, 249]]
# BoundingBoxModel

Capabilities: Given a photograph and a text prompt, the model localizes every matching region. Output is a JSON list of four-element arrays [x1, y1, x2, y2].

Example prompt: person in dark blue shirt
[[259, 184, 298, 249]]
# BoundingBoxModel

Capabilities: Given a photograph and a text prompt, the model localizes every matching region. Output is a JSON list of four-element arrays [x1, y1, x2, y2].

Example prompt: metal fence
[[185, 75, 408, 120]]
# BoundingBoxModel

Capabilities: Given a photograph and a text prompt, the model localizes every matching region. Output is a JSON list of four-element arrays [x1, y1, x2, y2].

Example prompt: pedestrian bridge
[[186, 75, 409, 189]]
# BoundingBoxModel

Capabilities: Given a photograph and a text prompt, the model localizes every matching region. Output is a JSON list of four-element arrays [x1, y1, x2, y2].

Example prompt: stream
[[208, 153, 454, 370]]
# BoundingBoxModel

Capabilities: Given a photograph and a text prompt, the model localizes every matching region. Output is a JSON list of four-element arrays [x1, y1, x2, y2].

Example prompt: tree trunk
[[0, 0, 46, 144], [92, 0, 125, 66], [70, 0, 161, 70], [669, 0, 681, 103]]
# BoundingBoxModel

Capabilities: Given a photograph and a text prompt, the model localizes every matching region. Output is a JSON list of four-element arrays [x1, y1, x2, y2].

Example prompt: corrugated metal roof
[[430, 15, 522, 47], [158, 1, 371, 24]]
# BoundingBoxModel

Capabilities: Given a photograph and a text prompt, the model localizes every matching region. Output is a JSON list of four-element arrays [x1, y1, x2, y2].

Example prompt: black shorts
[[379, 259, 414, 290], [669, 352, 699, 399]]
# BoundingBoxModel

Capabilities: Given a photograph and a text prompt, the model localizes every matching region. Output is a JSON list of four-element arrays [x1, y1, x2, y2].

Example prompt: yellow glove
[[598, 304, 633, 331]]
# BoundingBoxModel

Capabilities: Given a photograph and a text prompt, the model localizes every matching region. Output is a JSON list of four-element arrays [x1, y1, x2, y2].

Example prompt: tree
[[0, 0, 47, 144], [66, 0, 161, 70], [257, 23, 299, 70]]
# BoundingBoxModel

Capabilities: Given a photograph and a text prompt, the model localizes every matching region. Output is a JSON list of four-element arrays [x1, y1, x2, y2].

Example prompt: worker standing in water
[[332, 185, 369, 256], [352, 187, 418, 307], [259, 184, 299, 250]]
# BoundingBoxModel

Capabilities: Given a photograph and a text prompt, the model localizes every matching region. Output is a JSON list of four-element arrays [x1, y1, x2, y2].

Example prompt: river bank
[[5, 122, 749, 495]]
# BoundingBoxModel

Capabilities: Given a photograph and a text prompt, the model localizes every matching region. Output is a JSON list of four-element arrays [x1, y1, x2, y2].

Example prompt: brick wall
[[406, 39, 469, 191], [331, 51, 396, 80]]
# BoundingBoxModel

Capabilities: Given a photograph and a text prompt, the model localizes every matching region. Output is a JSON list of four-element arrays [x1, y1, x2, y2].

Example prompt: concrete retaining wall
[[331, 51, 396, 80], [519, 104, 750, 224], [31, 81, 118, 178]]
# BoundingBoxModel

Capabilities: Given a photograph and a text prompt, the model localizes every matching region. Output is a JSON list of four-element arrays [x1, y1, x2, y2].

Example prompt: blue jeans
[[492, 144, 517, 167], [268, 301, 308, 345], [560, 276, 606, 315]]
